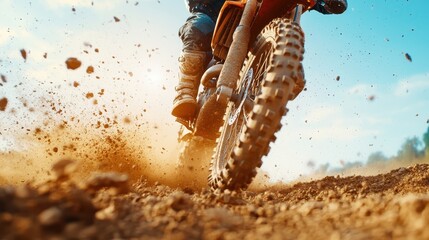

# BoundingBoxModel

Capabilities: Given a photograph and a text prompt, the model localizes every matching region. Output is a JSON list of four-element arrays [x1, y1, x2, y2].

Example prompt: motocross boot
[[172, 50, 207, 119]]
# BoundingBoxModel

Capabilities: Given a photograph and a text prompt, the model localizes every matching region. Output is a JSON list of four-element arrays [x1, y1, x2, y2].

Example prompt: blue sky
[[0, 0, 428, 181]]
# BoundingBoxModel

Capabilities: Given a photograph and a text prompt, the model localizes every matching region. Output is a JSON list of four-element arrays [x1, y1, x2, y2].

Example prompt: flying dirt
[[1, 104, 428, 240]]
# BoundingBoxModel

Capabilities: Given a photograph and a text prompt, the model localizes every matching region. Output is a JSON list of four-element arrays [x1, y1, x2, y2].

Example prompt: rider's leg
[[312, 0, 348, 14], [172, 12, 215, 118], [172, 50, 208, 118]]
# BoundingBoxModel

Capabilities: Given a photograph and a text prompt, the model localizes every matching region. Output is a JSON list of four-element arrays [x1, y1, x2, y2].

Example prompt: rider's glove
[[321, 0, 348, 14]]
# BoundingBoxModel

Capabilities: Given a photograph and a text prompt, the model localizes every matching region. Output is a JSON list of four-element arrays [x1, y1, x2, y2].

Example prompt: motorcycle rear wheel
[[209, 18, 305, 191]]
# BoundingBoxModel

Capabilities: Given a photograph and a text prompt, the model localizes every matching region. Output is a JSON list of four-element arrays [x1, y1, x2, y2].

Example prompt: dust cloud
[[0, 101, 207, 189]]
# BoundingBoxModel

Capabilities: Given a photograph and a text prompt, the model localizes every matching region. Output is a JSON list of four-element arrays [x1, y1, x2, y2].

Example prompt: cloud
[[305, 106, 339, 123], [44, 0, 122, 10], [347, 84, 376, 96], [394, 73, 429, 96], [302, 118, 377, 141], [301, 104, 380, 141], [300, 99, 389, 141], [0, 27, 12, 46], [2, 29, 53, 62], [0, 28, 32, 47]]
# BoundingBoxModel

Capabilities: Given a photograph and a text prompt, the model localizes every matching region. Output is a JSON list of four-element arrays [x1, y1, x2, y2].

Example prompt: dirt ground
[[1, 161, 429, 240]]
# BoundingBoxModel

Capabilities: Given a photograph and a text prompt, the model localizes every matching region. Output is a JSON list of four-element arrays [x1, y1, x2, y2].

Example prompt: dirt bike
[[177, 0, 315, 191]]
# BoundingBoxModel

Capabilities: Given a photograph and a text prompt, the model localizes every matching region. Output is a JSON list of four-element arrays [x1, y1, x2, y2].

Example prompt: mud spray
[[0, 97, 211, 189], [0, 48, 212, 190], [0, 89, 271, 191], [0, 46, 272, 190]]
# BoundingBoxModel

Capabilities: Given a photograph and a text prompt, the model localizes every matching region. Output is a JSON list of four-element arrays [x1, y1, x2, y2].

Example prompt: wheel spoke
[[252, 45, 273, 94], [215, 42, 274, 174], [209, 17, 306, 192]]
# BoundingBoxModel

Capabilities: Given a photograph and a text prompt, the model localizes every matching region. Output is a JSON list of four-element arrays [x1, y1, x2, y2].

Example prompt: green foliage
[[423, 126, 429, 154], [314, 163, 330, 174], [397, 137, 423, 161], [367, 151, 388, 164], [312, 127, 429, 175]]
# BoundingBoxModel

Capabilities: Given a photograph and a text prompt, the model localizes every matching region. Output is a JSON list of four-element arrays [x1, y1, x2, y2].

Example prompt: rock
[[38, 207, 63, 227], [256, 225, 273, 235], [167, 191, 193, 211], [255, 217, 267, 225], [297, 201, 325, 216], [327, 202, 340, 212], [396, 167, 407, 176], [0, 97, 8, 111], [14, 185, 34, 199], [263, 191, 275, 201], [64, 222, 86, 238], [328, 190, 340, 199], [223, 189, 231, 203], [86, 66, 94, 74], [85, 172, 129, 193], [65, 57, 82, 70], [397, 194, 429, 216], [20, 49, 27, 60], [78, 226, 98, 239], [52, 159, 76, 179], [330, 231, 341, 240], [0, 213, 13, 223], [279, 204, 288, 212], [203, 207, 243, 229], [256, 207, 265, 217], [95, 204, 116, 220]]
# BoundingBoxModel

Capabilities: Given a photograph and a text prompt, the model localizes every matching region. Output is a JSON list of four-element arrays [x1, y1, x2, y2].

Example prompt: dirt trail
[[1, 162, 429, 239]]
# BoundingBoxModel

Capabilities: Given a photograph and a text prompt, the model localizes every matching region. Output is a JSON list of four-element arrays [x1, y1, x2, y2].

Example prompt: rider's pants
[[179, 1, 225, 62], [179, 0, 347, 54], [179, 12, 215, 53]]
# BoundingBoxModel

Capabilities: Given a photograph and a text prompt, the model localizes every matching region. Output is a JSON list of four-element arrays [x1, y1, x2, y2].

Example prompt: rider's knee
[[179, 13, 216, 52]]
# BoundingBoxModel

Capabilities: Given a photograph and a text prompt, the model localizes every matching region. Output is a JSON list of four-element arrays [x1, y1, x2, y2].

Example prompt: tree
[[367, 151, 388, 165], [314, 163, 330, 174], [397, 137, 423, 161], [423, 126, 429, 155]]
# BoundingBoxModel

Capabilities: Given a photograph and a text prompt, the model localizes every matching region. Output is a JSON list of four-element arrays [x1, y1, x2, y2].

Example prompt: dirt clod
[[38, 207, 63, 227], [0, 97, 7, 111], [166, 191, 193, 211], [52, 159, 76, 179], [65, 57, 82, 70], [85, 172, 129, 193], [20, 49, 27, 61], [85, 92, 94, 99], [86, 66, 94, 74], [405, 52, 412, 62]]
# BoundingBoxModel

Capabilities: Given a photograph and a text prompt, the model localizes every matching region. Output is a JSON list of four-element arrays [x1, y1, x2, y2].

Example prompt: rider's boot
[[314, 0, 348, 14], [172, 50, 207, 119]]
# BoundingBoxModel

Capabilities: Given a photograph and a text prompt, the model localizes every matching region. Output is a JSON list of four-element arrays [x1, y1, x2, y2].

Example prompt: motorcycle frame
[[214, 0, 315, 91]]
